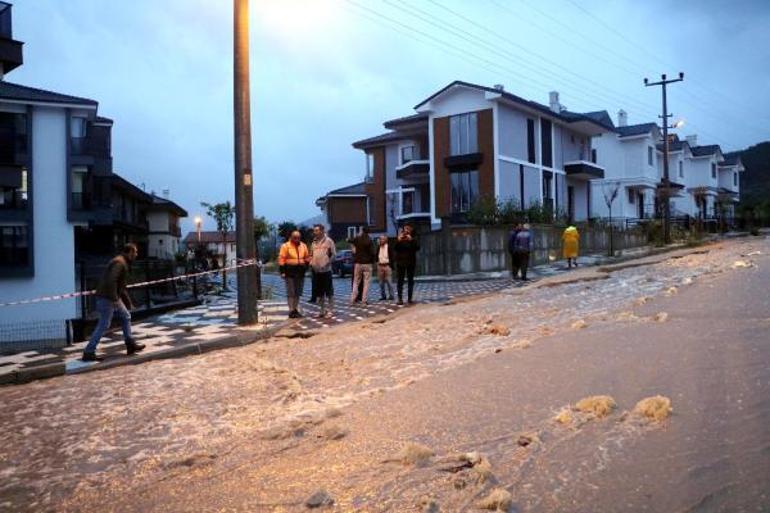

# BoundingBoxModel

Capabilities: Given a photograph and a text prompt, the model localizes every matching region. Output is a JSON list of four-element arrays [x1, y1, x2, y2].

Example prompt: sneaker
[[288, 310, 298, 319], [126, 340, 146, 355], [81, 352, 103, 362]]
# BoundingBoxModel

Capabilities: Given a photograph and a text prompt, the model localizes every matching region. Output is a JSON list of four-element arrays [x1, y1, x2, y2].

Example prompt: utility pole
[[644, 72, 684, 244], [234, 0, 258, 324]]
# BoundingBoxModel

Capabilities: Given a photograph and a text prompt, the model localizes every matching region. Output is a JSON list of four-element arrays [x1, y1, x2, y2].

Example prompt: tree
[[277, 221, 298, 242], [201, 201, 235, 289], [602, 181, 621, 256], [253, 215, 271, 243]]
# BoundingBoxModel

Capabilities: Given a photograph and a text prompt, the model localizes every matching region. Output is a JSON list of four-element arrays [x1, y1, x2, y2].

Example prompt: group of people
[[277, 223, 420, 319], [507, 223, 581, 281]]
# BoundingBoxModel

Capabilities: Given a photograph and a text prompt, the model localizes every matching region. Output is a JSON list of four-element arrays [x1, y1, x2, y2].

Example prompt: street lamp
[[671, 119, 685, 129], [194, 215, 202, 243]]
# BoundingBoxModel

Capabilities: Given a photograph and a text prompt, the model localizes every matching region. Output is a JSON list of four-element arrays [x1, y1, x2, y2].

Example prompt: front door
[[567, 186, 575, 222], [638, 192, 645, 218]]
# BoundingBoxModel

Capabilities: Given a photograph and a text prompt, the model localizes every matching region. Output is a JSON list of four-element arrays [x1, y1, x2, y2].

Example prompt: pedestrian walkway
[[0, 249, 658, 385]]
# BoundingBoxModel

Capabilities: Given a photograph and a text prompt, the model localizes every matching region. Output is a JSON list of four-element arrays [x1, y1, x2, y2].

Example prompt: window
[[70, 116, 87, 138], [734, 172, 738, 187], [71, 166, 89, 210], [542, 173, 553, 200], [628, 188, 635, 204], [365, 153, 374, 182], [450, 170, 479, 213], [402, 190, 414, 215], [591, 148, 597, 164], [540, 119, 552, 168], [347, 226, 361, 239], [711, 162, 716, 179], [450, 112, 478, 156], [526, 119, 536, 164], [0, 225, 29, 266], [648, 146, 654, 166], [400, 145, 416, 164], [678, 160, 683, 178]]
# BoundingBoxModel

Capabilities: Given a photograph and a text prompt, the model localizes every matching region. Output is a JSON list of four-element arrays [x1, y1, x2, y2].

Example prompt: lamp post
[[234, 0, 258, 324], [194, 215, 202, 243]]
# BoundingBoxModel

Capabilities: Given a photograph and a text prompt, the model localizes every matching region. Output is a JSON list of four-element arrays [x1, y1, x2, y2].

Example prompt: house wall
[[364, 147, 386, 232], [497, 104, 529, 161], [0, 106, 77, 327], [147, 211, 179, 260]]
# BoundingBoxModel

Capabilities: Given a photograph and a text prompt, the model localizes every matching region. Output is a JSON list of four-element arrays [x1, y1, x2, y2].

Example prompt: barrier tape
[[0, 259, 262, 308]]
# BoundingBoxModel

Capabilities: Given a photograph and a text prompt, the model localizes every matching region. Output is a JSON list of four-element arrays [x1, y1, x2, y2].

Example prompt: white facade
[[0, 106, 78, 326], [147, 210, 181, 260]]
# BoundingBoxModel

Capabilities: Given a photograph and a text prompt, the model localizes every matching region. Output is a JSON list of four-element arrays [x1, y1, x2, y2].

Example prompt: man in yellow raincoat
[[562, 225, 580, 268]]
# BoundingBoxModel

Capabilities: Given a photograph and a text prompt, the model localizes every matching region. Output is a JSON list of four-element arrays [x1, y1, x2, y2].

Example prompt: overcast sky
[[10, 0, 770, 233]]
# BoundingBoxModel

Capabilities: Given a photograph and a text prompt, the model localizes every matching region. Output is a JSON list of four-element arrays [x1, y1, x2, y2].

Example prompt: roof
[[352, 131, 409, 149], [150, 194, 188, 217], [111, 173, 153, 203], [690, 144, 722, 157], [0, 81, 98, 107], [316, 182, 368, 206], [616, 122, 658, 137], [382, 112, 429, 129], [94, 116, 113, 124], [720, 152, 742, 167], [183, 231, 236, 244], [582, 110, 614, 129], [413, 80, 615, 132]]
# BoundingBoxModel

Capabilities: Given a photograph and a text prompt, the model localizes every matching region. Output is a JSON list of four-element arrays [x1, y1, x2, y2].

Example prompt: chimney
[[685, 134, 698, 146], [493, 84, 504, 92], [549, 91, 561, 113], [162, 188, 170, 199], [617, 109, 628, 127]]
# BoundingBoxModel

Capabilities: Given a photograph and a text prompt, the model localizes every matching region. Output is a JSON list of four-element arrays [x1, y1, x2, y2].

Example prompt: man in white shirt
[[376, 234, 395, 301]]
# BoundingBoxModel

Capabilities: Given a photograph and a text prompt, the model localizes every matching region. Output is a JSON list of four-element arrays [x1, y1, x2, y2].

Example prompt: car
[[332, 249, 354, 277]]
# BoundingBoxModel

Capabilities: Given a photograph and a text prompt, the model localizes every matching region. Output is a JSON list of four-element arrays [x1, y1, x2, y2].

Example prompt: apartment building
[[320, 81, 613, 234]]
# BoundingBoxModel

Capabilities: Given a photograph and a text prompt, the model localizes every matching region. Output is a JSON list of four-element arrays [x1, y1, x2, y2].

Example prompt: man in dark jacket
[[508, 223, 522, 280], [512, 223, 533, 280], [347, 227, 374, 305], [394, 224, 420, 305], [82, 243, 145, 361]]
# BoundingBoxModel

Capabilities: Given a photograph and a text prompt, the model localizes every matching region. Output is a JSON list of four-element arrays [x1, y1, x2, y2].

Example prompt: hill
[[737, 141, 770, 206]]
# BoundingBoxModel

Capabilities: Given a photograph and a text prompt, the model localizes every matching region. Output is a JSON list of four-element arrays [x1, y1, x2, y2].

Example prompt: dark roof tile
[[0, 81, 97, 106]]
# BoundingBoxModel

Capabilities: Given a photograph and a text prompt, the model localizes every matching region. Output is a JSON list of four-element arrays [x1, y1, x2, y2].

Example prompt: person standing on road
[[279, 230, 310, 318], [562, 225, 580, 269], [512, 223, 533, 281], [394, 224, 420, 305], [348, 227, 374, 305], [310, 224, 336, 318], [508, 223, 522, 281], [376, 234, 395, 301], [82, 243, 145, 362]]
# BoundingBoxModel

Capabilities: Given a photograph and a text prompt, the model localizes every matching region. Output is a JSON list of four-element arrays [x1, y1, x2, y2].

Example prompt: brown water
[[1, 238, 768, 512]]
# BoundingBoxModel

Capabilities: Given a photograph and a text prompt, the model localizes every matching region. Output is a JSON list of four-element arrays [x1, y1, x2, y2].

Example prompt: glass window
[[734, 172, 737, 186], [400, 145, 416, 164], [591, 148, 597, 164], [711, 163, 716, 179], [402, 190, 414, 214], [628, 188, 635, 204], [70, 116, 87, 138], [678, 160, 683, 178], [542, 174, 553, 200], [540, 119, 552, 168], [0, 225, 29, 266], [450, 170, 479, 213], [365, 153, 374, 182], [648, 146, 654, 166], [449, 112, 478, 156]]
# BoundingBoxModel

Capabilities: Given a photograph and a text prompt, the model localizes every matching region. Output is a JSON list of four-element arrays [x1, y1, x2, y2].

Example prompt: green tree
[[253, 215, 271, 242], [277, 221, 298, 241], [201, 201, 235, 289]]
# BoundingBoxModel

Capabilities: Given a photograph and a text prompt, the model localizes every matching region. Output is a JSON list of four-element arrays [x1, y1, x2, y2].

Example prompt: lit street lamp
[[194, 215, 202, 243]]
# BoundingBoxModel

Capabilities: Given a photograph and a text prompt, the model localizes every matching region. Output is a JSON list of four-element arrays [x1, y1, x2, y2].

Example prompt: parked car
[[332, 249, 354, 277]]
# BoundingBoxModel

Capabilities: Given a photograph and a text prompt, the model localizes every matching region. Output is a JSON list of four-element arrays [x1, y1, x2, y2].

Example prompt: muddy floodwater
[[1, 238, 769, 512]]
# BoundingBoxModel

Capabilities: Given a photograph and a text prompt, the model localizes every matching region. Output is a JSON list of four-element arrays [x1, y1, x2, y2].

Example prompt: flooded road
[[1, 238, 768, 512]]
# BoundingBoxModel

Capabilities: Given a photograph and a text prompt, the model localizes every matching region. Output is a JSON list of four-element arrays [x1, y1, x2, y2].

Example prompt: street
[[0, 237, 768, 512]]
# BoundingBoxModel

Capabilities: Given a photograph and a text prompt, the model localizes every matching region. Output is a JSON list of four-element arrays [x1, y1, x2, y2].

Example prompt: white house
[[183, 231, 237, 268], [147, 192, 187, 260]]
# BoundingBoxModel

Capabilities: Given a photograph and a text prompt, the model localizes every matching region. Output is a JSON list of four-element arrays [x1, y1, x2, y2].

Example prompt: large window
[[0, 225, 29, 266], [540, 119, 552, 168], [527, 118, 536, 163], [450, 112, 478, 156], [365, 153, 374, 182], [400, 145, 416, 164], [450, 170, 479, 213], [70, 116, 87, 138]]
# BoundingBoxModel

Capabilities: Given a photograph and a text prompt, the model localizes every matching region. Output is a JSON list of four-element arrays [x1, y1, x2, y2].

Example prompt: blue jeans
[[84, 297, 133, 354]]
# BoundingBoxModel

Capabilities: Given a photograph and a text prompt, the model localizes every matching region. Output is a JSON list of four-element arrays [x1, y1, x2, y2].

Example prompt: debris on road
[[633, 395, 673, 422], [571, 319, 588, 329], [575, 395, 617, 418], [476, 487, 513, 511], [653, 312, 669, 323], [386, 442, 435, 466], [554, 408, 573, 425], [305, 489, 334, 509], [482, 324, 511, 336], [732, 260, 754, 269]]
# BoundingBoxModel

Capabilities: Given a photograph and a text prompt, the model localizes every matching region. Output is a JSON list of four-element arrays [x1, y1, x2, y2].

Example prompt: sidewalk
[[0, 240, 720, 386]]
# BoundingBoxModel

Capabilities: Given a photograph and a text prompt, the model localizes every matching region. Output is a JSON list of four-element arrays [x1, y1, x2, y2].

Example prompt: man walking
[[348, 227, 374, 305], [82, 243, 145, 362], [512, 223, 533, 280], [310, 224, 336, 318], [279, 230, 310, 318], [508, 223, 522, 281], [394, 224, 420, 305], [376, 234, 395, 301]]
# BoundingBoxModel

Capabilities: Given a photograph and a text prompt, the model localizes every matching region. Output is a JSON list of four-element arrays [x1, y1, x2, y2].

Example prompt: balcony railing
[[0, 190, 26, 210], [71, 136, 110, 158]]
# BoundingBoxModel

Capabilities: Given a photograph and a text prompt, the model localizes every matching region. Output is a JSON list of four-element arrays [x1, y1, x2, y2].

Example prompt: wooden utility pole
[[234, 0, 258, 324]]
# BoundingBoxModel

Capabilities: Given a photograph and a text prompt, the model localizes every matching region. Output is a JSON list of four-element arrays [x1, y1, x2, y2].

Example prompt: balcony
[[564, 160, 604, 180], [396, 159, 429, 180], [71, 135, 110, 158]]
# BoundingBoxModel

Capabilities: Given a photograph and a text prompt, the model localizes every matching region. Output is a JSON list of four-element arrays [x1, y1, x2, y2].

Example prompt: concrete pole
[[234, 0, 258, 324]]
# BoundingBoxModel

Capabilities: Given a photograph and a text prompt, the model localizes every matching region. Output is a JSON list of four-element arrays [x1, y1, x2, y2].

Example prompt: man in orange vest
[[279, 230, 310, 318]]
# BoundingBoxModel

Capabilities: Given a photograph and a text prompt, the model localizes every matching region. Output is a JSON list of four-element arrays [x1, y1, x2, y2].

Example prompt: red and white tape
[[0, 259, 261, 308]]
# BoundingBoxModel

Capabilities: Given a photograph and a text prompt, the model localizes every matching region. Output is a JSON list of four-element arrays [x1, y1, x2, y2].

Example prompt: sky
[[9, 0, 770, 234]]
